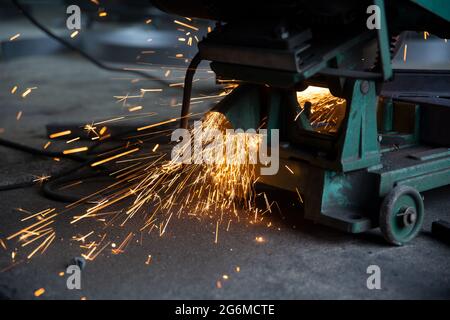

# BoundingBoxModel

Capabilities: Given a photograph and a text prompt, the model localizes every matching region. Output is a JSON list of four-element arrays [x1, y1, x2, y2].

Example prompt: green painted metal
[[410, 148, 450, 161], [204, 0, 450, 241], [315, 169, 378, 233], [338, 80, 381, 171], [322, 171, 351, 207], [397, 168, 450, 193], [211, 84, 261, 130], [374, 0, 393, 80], [211, 77, 450, 238], [409, 0, 450, 22], [378, 156, 450, 195]]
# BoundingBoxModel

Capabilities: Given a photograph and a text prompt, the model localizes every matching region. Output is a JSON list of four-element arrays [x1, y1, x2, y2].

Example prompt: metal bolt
[[360, 80, 370, 95], [401, 207, 417, 226]]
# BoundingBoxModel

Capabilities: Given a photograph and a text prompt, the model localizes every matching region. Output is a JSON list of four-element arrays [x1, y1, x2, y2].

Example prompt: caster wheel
[[379, 185, 424, 246]]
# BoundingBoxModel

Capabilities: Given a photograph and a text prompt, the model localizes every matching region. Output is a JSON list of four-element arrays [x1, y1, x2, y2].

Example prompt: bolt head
[[360, 81, 370, 94]]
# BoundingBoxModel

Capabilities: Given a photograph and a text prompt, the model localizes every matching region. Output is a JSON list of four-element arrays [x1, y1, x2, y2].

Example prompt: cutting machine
[[154, 0, 450, 245]]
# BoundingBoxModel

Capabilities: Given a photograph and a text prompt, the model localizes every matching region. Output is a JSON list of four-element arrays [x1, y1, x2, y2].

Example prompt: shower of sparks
[[5, 109, 273, 263], [296, 86, 346, 134], [2, 18, 280, 268]]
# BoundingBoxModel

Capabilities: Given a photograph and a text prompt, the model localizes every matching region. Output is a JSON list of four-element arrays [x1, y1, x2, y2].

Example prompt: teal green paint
[[212, 85, 260, 131], [374, 0, 393, 80], [409, 0, 450, 22], [378, 157, 450, 195], [397, 168, 450, 193], [322, 171, 351, 207], [339, 80, 380, 172]]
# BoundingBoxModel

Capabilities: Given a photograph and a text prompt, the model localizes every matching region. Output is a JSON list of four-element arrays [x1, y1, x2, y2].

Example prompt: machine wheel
[[379, 185, 424, 246]]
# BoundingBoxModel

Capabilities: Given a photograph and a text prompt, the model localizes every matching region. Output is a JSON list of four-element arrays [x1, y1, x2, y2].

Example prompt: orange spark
[[285, 165, 294, 174], [34, 288, 45, 297], [137, 118, 176, 131], [63, 147, 88, 154], [49, 130, 71, 139], [255, 236, 265, 243], [91, 147, 139, 167], [9, 33, 20, 41], [403, 44, 408, 62], [174, 20, 199, 31], [128, 106, 142, 112]]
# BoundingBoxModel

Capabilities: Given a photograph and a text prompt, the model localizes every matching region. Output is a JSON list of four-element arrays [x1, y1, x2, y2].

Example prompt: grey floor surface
[[0, 43, 449, 300]]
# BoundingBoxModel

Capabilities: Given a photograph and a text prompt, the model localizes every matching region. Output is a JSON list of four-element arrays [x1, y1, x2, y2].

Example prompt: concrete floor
[[0, 36, 450, 299]]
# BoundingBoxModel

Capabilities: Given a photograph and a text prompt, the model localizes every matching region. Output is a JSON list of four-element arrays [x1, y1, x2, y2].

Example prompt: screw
[[360, 80, 370, 94]]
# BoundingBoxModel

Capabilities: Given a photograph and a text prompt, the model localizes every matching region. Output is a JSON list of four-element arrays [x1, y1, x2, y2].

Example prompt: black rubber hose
[[180, 53, 202, 129], [41, 169, 108, 203], [0, 137, 86, 162]]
